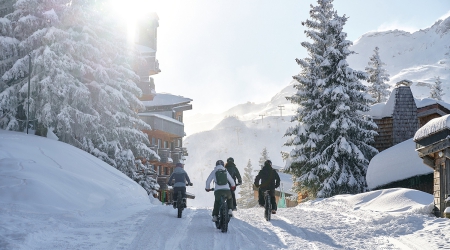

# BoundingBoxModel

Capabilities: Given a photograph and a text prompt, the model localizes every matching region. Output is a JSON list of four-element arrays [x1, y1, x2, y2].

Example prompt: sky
[[110, 0, 450, 115], [2, 128, 450, 249]]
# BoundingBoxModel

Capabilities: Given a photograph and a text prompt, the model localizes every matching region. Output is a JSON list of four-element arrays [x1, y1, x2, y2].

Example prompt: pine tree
[[366, 47, 390, 103], [258, 147, 270, 169], [237, 159, 258, 208], [430, 76, 444, 101], [0, 0, 159, 194], [284, 0, 378, 198]]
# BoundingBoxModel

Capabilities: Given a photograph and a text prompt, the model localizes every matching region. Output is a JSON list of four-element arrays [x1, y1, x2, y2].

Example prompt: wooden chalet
[[414, 115, 450, 217], [367, 80, 450, 194], [132, 14, 193, 203]]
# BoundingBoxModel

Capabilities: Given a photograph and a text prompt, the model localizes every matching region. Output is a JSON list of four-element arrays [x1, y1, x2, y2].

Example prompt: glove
[[238, 182, 242, 186], [205, 188, 210, 192], [230, 186, 236, 191], [189, 183, 193, 186], [254, 184, 260, 188]]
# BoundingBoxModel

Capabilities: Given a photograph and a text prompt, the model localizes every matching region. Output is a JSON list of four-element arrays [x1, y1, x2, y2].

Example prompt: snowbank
[[0, 129, 150, 214], [366, 138, 432, 190]]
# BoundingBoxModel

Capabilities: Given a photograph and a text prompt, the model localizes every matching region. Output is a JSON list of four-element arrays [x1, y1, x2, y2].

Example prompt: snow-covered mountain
[[185, 16, 450, 136], [348, 16, 450, 101]]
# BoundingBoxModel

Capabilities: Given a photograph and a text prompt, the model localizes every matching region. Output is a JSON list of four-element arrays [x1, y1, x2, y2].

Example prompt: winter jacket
[[225, 162, 242, 184], [167, 166, 191, 187], [254, 163, 280, 190], [205, 165, 236, 191]]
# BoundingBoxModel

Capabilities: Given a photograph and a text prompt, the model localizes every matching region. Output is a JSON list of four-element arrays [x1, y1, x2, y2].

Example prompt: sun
[[108, 0, 162, 43]]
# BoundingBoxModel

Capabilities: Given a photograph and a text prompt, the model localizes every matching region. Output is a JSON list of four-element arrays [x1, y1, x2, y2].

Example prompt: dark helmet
[[216, 160, 224, 166], [227, 157, 234, 163], [264, 160, 272, 167], [176, 162, 183, 168]]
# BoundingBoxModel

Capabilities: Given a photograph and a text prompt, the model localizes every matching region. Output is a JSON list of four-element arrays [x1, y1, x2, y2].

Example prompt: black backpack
[[215, 169, 228, 185]]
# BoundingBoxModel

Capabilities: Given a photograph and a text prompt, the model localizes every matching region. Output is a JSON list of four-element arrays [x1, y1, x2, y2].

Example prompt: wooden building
[[133, 15, 193, 203], [367, 80, 450, 194], [371, 80, 450, 153], [414, 115, 450, 217]]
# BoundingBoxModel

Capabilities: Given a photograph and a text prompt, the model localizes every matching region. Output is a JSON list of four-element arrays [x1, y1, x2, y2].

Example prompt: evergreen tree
[[430, 76, 444, 101], [237, 159, 258, 208], [284, 0, 378, 198], [258, 147, 270, 169], [365, 46, 390, 103], [0, 0, 159, 194]]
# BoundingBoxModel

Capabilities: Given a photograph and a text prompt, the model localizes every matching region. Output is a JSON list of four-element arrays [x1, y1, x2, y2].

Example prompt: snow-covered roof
[[138, 113, 184, 126], [414, 114, 450, 141], [366, 93, 450, 119], [141, 93, 192, 108], [366, 138, 432, 190], [135, 44, 155, 54]]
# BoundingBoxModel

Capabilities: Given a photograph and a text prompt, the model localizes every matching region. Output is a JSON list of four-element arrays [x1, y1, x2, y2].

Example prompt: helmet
[[227, 157, 234, 163], [264, 160, 272, 166], [176, 163, 183, 168], [216, 160, 224, 166]]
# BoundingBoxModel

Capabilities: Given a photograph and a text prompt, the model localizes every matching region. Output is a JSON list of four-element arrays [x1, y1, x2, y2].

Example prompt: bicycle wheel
[[221, 197, 229, 233], [264, 192, 271, 221], [177, 191, 183, 218]]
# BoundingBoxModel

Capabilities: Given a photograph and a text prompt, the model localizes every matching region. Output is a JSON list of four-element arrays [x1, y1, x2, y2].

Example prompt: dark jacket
[[167, 166, 191, 187], [254, 163, 280, 190], [225, 162, 242, 184]]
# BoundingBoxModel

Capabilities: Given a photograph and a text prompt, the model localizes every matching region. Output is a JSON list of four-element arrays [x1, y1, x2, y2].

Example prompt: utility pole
[[259, 114, 265, 124], [278, 105, 285, 118], [26, 54, 31, 134]]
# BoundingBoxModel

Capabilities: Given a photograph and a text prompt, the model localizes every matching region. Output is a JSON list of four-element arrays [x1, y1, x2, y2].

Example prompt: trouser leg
[[231, 190, 237, 209], [270, 189, 277, 211], [258, 189, 264, 206]]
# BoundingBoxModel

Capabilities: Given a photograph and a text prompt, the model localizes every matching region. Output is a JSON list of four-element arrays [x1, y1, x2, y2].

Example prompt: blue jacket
[[167, 166, 191, 187]]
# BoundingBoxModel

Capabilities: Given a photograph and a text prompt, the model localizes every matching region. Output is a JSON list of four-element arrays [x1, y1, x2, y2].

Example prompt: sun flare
[[108, 0, 162, 43]]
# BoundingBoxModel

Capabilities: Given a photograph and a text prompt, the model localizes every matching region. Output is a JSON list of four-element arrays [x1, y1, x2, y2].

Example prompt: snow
[[2, 129, 450, 249], [141, 93, 192, 107], [138, 112, 184, 126], [366, 138, 432, 190], [414, 114, 450, 141]]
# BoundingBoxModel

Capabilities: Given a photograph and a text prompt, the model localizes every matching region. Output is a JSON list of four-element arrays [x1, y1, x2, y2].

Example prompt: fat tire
[[177, 191, 183, 218], [221, 199, 229, 233]]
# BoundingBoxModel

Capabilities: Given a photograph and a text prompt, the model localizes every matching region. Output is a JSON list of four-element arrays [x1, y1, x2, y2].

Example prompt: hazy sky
[[112, 0, 450, 115]]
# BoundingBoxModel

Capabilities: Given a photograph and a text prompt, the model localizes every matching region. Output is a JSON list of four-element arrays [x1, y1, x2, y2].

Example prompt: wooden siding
[[373, 117, 393, 152]]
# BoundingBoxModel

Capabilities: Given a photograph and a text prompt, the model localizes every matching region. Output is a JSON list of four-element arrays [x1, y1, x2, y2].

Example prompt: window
[[157, 139, 161, 148], [152, 137, 156, 145], [164, 141, 168, 148], [178, 115, 182, 122]]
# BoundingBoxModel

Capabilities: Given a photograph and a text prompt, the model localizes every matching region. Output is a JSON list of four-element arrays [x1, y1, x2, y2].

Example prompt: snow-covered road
[[13, 194, 448, 250]]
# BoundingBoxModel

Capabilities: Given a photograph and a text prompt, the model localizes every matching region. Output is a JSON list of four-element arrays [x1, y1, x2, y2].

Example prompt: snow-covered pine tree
[[0, 0, 159, 194], [284, 0, 378, 198], [237, 159, 258, 208], [365, 46, 390, 104], [430, 76, 444, 101], [258, 147, 270, 169]]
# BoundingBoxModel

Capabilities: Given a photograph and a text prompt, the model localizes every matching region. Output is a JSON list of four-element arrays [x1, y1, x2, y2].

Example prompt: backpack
[[215, 169, 228, 185]]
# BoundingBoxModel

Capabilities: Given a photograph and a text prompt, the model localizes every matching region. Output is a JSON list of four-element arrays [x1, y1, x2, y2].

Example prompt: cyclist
[[167, 162, 192, 209], [254, 160, 280, 214], [225, 157, 242, 211], [205, 160, 236, 222]]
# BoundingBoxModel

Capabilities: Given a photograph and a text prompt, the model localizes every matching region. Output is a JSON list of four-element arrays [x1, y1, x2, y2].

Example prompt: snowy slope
[[348, 16, 450, 102], [2, 129, 450, 249]]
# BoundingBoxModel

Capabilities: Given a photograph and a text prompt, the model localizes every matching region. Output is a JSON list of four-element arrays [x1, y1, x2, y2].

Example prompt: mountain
[[185, 16, 450, 137], [348, 16, 450, 101]]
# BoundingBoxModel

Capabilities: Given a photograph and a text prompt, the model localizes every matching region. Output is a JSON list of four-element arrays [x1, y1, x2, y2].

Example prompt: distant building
[[132, 14, 193, 203]]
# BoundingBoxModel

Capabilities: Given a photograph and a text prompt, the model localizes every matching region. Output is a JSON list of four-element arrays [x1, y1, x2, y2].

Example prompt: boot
[[212, 215, 218, 222], [183, 198, 187, 208], [172, 201, 177, 209], [228, 209, 233, 217]]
